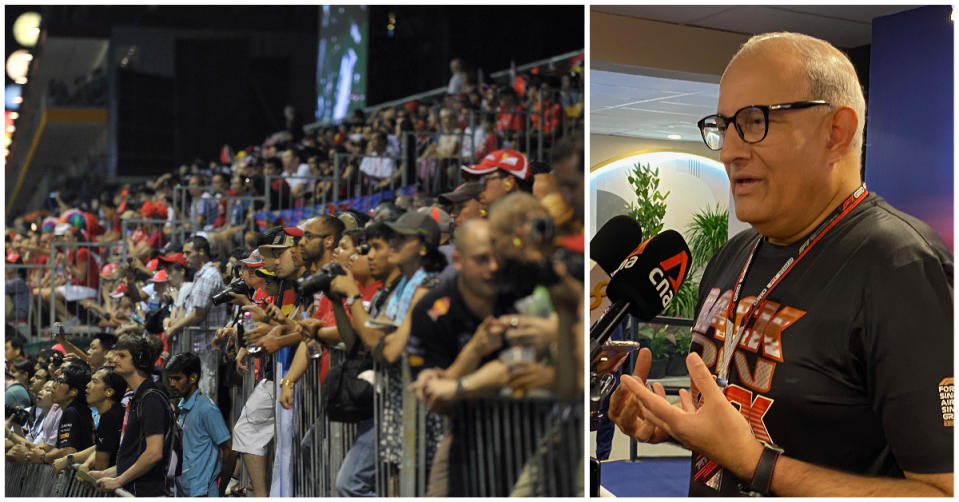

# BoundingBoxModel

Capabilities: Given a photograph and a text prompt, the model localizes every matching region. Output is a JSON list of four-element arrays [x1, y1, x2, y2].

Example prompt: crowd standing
[[5, 57, 585, 497]]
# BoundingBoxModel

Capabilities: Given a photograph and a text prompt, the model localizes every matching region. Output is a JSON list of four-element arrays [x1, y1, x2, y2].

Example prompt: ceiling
[[590, 5, 921, 142], [591, 5, 919, 49], [591, 70, 718, 141]]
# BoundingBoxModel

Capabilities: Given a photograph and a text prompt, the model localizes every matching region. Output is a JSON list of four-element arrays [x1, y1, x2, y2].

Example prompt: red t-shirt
[[496, 105, 527, 133], [70, 247, 100, 289], [147, 229, 168, 257]]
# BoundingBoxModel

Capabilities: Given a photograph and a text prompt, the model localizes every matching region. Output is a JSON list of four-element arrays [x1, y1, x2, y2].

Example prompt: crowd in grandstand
[[5, 59, 585, 497]]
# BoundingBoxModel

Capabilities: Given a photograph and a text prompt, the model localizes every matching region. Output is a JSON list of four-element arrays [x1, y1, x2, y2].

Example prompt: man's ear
[[452, 250, 463, 272], [825, 106, 858, 161]]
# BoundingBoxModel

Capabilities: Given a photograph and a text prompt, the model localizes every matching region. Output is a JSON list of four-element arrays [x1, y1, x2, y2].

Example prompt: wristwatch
[[345, 294, 363, 308], [746, 446, 782, 496], [66, 453, 75, 467], [40, 452, 47, 464]]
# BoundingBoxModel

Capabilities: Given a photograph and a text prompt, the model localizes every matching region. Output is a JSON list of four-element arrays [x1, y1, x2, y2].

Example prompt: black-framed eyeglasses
[[697, 100, 831, 151]]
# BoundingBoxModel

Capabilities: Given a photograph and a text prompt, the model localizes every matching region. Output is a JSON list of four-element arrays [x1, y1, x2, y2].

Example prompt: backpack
[[136, 387, 183, 496], [321, 340, 374, 423]]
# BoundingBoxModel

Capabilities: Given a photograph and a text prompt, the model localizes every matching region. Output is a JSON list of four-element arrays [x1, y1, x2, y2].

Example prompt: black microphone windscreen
[[590, 215, 643, 274], [605, 229, 692, 321]]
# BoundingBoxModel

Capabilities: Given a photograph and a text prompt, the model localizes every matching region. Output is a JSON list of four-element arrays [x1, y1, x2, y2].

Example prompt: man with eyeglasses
[[609, 32, 952, 496], [297, 215, 345, 274]]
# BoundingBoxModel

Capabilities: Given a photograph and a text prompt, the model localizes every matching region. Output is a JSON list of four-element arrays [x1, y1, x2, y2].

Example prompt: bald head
[[454, 219, 490, 253], [724, 32, 866, 154]]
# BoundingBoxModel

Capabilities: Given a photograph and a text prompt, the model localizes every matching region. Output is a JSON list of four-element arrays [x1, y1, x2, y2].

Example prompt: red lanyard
[[119, 399, 132, 444], [717, 185, 868, 384]]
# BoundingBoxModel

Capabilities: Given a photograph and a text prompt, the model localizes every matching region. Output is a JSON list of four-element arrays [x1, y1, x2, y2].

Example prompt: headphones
[[132, 338, 153, 372]]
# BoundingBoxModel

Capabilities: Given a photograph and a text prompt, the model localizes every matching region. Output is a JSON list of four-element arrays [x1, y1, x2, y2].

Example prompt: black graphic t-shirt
[[95, 401, 125, 466], [687, 193, 953, 496], [56, 401, 94, 450], [407, 274, 494, 378]]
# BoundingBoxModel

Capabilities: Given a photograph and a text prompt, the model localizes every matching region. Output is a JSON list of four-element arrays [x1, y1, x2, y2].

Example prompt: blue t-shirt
[[176, 390, 231, 497]]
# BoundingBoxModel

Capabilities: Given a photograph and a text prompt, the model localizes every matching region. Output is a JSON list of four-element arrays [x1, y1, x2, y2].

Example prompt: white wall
[[590, 135, 752, 241]]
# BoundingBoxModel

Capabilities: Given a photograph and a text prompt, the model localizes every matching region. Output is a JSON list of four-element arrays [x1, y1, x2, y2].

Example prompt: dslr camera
[[296, 262, 346, 297], [212, 279, 253, 305]]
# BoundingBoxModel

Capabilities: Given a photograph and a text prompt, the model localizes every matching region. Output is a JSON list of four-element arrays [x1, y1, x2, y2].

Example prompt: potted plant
[[636, 322, 674, 380], [666, 329, 693, 376]]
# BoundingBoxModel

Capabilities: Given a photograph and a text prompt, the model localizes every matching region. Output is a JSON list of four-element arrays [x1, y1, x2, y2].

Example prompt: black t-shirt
[[687, 193, 954, 496], [116, 378, 171, 497], [56, 401, 94, 451], [95, 402, 124, 467], [407, 274, 493, 378]]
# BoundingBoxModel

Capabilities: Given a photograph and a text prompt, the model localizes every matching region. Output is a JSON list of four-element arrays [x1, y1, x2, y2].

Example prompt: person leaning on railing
[[5, 380, 56, 460], [51, 366, 126, 474], [89, 334, 171, 496]]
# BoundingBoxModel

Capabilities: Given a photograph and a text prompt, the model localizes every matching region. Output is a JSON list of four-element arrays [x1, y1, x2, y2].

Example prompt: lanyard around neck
[[717, 184, 868, 383]]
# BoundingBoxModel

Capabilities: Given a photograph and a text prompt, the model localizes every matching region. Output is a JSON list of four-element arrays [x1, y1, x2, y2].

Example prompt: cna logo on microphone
[[611, 238, 689, 308], [649, 252, 688, 307]]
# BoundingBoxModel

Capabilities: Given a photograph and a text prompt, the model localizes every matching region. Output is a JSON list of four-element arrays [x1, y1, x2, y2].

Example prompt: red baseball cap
[[461, 149, 530, 181], [146, 258, 159, 271], [109, 283, 129, 298], [149, 269, 168, 282], [158, 252, 187, 268], [101, 263, 118, 276]]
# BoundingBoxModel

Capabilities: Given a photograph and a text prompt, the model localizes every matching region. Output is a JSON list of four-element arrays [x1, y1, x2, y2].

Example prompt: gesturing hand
[[621, 351, 764, 480], [607, 348, 672, 444]]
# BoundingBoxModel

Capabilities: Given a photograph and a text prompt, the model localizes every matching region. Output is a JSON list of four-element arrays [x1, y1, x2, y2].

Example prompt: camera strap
[[716, 184, 867, 384]]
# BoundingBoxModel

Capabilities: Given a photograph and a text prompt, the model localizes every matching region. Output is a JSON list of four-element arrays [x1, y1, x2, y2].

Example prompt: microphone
[[589, 216, 643, 324], [589, 229, 691, 360], [590, 215, 643, 273]]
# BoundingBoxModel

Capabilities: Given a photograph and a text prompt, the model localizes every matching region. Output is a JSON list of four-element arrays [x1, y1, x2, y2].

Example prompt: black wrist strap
[[749, 446, 781, 495]]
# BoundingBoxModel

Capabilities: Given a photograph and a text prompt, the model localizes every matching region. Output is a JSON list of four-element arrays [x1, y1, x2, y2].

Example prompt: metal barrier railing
[[373, 355, 430, 497], [263, 174, 337, 216], [291, 344, 358, 496], [408, 129, 471, 195], [171, 186, 265, 244], [119, 218, 173, 263], [333, 152, 407, 200], [303, 49, 583, 129], [5, 462, 128, 497], [177, 326, 221, 402], [6, 262, 53, 339], [46, 241, 123, 336], [451, 395, 583, 496]]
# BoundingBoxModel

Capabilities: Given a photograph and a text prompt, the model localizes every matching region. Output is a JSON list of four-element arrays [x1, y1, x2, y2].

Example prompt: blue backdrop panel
[[865, 6, 953, 250]]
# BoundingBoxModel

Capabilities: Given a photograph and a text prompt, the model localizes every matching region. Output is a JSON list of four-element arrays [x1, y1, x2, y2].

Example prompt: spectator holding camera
[[6, 380, 56, 453]]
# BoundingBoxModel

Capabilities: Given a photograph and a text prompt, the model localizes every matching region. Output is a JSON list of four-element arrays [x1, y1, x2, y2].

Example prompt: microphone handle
[[589, 299, 631, 361]]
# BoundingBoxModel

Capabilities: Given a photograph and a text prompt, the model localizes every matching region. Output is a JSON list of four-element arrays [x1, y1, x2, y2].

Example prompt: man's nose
[[718, 124, 749, 165]]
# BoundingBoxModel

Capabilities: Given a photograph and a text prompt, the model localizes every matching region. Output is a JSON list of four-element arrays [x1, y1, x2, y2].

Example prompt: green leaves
[[625, 162, 670, 238], [686, 204, 728, 277]]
